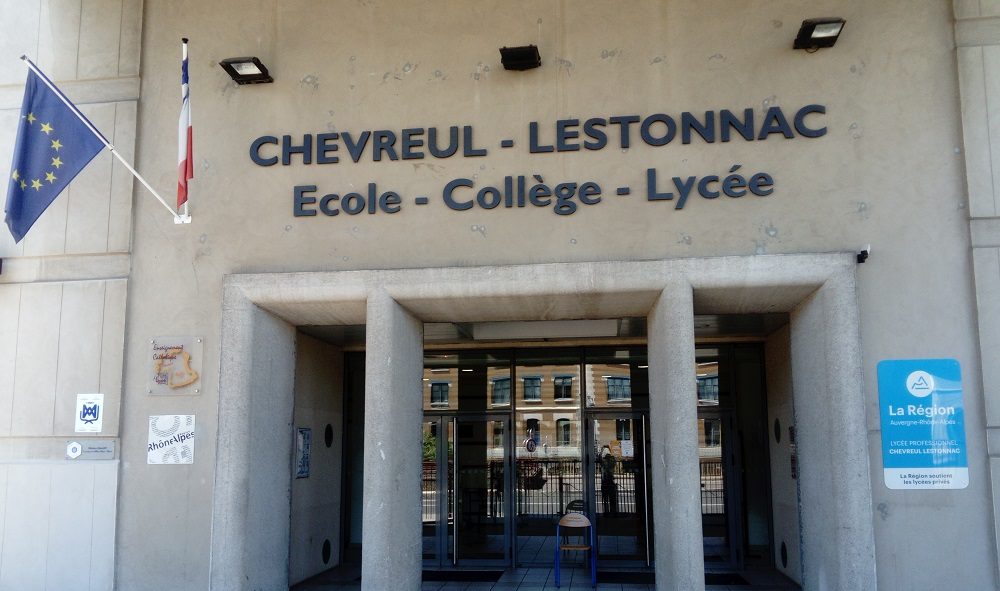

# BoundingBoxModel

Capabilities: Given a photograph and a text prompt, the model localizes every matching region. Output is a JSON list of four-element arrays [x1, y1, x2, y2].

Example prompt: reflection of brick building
[[423, 362, 641, 460]]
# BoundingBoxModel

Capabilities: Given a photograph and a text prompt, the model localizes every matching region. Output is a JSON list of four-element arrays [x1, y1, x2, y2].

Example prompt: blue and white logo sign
[[74, 393, 104, 433], [878, 359, 967, 490]]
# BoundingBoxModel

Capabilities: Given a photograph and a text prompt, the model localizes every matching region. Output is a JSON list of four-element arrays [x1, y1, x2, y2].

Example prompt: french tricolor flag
[[177, 38, 193, 210]]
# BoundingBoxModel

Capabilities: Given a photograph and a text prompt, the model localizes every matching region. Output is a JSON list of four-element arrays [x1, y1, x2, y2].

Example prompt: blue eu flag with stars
[[5, 66, 105, 243]]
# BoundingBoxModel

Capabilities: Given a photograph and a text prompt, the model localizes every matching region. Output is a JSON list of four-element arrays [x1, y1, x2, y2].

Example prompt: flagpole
[[19, 55, 184, 222], [179, 38, 191, 223]]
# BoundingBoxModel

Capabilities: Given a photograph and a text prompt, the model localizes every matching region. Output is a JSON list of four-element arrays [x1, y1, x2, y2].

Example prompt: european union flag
[[5, 66, 106, 243]]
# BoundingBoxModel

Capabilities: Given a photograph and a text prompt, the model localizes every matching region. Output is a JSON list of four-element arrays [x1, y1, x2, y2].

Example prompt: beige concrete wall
[[0, 461, 119, 590], [0, 1, 140, 588], [289, 334, 344, 585], [126, 1, 989, 588], [956, 2, 1000, 581], [764, 325, 801, 584], [1, 0, 996, 589]]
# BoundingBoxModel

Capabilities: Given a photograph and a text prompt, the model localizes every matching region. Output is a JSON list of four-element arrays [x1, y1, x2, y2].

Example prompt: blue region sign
[[878, 359, 967, 489]]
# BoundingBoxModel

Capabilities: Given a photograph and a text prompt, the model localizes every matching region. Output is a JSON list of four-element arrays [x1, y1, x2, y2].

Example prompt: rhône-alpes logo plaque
[[148, 415, 195, 465]]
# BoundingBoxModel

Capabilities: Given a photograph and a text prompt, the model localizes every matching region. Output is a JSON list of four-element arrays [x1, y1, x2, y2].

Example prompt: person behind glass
[[600, 445, 618, 516]]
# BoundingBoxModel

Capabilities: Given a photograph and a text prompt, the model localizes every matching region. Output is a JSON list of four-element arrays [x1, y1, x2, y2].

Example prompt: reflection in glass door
[[591, 414, 651, 564], [455, 417, 508, 563], [699, 414, 728, 564], [513, 353, 583, 565], [422, 419, 453, 566], [420, 347, 654, 568]]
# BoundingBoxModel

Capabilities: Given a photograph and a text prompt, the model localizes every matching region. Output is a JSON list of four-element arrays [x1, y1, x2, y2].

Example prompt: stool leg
[[554, 525, 561, 588], [590, 526, 597, 587]]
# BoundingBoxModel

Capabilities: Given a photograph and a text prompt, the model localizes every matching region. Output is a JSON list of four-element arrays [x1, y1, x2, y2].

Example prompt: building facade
[[1, 2, 1000, 590]]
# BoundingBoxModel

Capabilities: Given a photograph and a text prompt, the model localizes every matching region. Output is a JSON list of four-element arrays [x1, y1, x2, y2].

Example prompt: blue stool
[[553, 512, 596, 588]]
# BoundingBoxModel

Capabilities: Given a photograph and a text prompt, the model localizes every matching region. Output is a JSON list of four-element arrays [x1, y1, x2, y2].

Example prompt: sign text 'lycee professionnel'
[[878, 359, 968, 490], [248, 105, 827, 217]]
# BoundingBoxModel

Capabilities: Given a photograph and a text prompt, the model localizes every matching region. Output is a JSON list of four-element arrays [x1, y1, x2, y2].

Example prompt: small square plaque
[[149, 337, 203, 395], [148, 415, 196, 464]]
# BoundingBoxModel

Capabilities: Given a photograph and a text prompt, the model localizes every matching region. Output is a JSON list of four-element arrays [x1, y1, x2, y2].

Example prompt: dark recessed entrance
[[339, 341, 774, 573], [418, 347, 651, 569]]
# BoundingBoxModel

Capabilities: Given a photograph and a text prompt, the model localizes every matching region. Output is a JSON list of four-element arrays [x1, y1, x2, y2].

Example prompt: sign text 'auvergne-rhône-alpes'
[[248, 105, 826, 217]]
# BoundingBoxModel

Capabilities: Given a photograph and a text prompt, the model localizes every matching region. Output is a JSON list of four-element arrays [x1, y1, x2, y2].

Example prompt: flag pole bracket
[[174, 214, 192, 225]]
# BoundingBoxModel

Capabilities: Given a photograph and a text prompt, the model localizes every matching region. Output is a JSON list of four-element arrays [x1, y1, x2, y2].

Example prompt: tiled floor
[[291, 564, 801, 591]]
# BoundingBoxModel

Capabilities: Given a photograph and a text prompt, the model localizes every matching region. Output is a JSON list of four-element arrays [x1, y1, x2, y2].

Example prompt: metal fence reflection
[[424, 458, 659, 522], [516, 459, 639, 516], [424, 458, 721, 521], [700, 458, 724, 514]]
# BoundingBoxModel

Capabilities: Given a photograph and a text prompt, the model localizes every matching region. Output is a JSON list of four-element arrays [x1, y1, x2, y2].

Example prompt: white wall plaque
[[66, 440, 116, 460], [147, 415, 196, 464], [75, 393, 104, 433]]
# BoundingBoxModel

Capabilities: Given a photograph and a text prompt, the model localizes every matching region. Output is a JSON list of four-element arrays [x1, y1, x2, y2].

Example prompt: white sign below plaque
[[147, 415, 196, 465]]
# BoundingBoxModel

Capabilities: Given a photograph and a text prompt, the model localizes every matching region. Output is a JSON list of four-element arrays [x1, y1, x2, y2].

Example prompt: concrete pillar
[[790, 271, 876, 591], [647, 280, 704, 591], [955, 7, 1000, 585], [211, 292, 297, 590], [362, 291, 424, 591]]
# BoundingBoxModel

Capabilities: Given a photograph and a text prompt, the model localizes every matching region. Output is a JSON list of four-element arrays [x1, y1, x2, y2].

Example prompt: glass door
[[454, 416, 509, 564], [698, 413, 726, 565], [589, 413, 651, 565], [583, 347, 652, 566], [513, 350, 583, 565], [698, 411, 742, 568], [422, 418, 454, 567], [422, 415, 510, 567]]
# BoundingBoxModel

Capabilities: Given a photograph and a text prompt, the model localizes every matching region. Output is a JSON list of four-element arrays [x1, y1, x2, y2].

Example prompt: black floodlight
[[219, 57, 273, 84], [793, 18, 846, 51], [500, 45, 541, 71]]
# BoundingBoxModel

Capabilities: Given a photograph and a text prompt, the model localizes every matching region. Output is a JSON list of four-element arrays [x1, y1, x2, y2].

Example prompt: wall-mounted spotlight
[[499, 45, 541, 71], [793, 18, 846, 51], [219, 57, 274, 84]]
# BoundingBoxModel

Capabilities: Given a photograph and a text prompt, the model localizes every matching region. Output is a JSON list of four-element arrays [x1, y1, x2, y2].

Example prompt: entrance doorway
[[589, 413, 651, 564], [418, 347, 655, 569], [696, 345, 773, 571], [422, 416, 510, 565], [219, 256, 872, 591], [413, 343, 773, 572]]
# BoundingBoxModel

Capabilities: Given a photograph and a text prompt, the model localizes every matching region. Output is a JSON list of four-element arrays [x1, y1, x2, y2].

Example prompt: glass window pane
[[523, 376, 541, 401], [430, 382, 449, 405], [492, 377, 511, 406], [696, 348, 722, 407], [422, 421, 439, 561], [513, 349, 582, 566], [423, 351, 511, 412], [553, 376, 574, 400], [584, 347, 648, 410]]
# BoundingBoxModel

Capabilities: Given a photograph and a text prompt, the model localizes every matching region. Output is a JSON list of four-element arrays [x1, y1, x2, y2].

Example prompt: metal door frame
[[697, 407, 743, 570], [421, 415, 451, 568], [424, 413, 513, 568]]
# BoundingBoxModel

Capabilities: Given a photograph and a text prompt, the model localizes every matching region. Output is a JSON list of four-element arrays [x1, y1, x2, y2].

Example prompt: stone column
[[790, 271, 876, 591], [647, 280, 704, 591], [212, 292, 298, 590], [955, 5, 1000, 584], [361, 291, 424, 591]]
